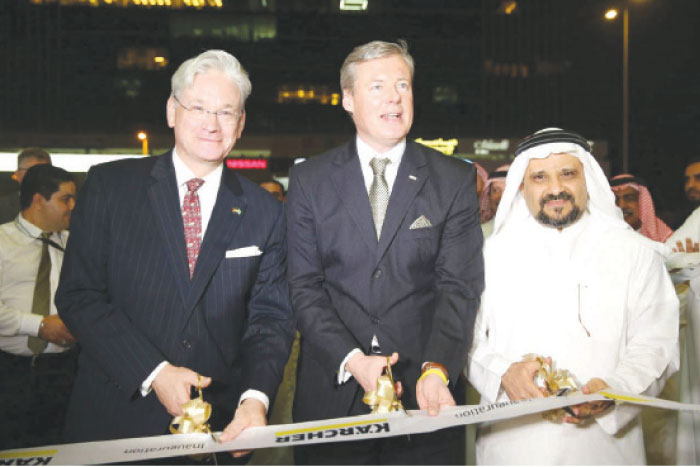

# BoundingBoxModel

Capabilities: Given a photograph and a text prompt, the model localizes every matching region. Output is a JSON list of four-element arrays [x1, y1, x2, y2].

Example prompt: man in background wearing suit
[[56, 50, 294, 462], [286, 40, 484, 465], [0, 148, 52, 225]]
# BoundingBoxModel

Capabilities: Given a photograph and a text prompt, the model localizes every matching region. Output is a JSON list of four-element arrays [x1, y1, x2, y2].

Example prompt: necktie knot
[[370, 157, 390, 177], [186, 178, 205, 193], [41, 232, 52, 240]]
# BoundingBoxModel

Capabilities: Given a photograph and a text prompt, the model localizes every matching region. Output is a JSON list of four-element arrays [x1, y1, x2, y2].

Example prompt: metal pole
[[622, 7, 629, 172]]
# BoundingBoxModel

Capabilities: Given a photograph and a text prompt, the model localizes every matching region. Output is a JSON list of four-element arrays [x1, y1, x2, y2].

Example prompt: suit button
[[371, 316, 380, 324], [182, 339, 192, 349], [373, 269, 383, 279]]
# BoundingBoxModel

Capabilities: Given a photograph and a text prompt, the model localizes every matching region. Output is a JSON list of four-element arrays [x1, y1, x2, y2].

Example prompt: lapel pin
[[232, 207, 242, 215], [408, 175, 417, 181]]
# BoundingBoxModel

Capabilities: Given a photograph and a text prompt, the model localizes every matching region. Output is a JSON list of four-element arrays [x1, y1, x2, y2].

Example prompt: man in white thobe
[[468, 128, 679, 465]]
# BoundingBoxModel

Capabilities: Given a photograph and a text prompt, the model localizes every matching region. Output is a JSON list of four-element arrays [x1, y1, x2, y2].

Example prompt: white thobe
[[667, 205, 700, 248], [664, 206, 700, 464], [468, 212, 679, 465]]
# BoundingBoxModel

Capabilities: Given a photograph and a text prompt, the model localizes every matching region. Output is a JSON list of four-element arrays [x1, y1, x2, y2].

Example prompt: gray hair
[[340, 40, 414, 91], [171, 50, 252, 111], [17, 147, 51, 169]]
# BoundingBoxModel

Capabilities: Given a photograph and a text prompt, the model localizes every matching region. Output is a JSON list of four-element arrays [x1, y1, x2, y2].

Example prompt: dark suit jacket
[[56, 152, 294, 442], [287, 140, 484, 422], [0, 191, 20, 225]]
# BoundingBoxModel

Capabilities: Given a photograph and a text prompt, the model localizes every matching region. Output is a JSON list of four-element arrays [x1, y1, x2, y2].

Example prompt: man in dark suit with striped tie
[[287, 40, 484, 464], [56, 50, 294, 461]]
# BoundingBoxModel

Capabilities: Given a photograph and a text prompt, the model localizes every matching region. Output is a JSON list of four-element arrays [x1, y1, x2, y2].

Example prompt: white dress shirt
[[356, 135, 405, 196], [141, 150, 269, 411], [0, 214, 68, 356], [337, 136, 406, 384]]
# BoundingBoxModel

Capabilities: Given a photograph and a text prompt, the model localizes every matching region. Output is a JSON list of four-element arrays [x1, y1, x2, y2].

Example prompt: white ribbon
[[2, 390, 699, 465]]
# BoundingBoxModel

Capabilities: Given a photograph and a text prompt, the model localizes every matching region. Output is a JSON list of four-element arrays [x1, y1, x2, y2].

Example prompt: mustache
[[540, 192, 574, 207]]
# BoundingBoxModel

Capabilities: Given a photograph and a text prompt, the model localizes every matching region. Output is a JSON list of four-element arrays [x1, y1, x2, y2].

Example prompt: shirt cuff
[[19, 313, 44, 337], [140, 361, 169, 397], [338, 348, 363, 385], [239, 390, 270, 413]]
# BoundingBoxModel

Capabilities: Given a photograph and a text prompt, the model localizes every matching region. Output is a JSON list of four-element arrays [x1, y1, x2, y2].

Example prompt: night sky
[[1, 0, 699, 222]]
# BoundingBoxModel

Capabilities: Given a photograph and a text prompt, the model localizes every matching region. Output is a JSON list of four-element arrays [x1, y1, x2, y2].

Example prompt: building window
[[170, 14, 276, 41], [116, 78, 142, 98], [277, 85, 340, 105], [117, 48, 169, 70], [433, 86, 459, 105]]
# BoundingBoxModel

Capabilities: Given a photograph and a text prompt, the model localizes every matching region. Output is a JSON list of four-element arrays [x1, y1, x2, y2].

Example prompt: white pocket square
[[225, 246, 262, 258], [409, 215, 432, 230]]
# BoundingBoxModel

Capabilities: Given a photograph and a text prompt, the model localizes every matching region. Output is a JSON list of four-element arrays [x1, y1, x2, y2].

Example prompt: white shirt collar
[[17, 212, 42, 238], [356, 135, 406, 168], [171, 148, 223, 189]]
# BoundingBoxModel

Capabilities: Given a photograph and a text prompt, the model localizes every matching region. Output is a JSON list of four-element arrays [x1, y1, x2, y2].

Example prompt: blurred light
[[154, 56, 166, 64], [137, 131, 149, 155], [503, 1, 517, 14], [340, 0, 368, 11], [0, 153, 146, 173], [226, 159, 268, 170], [414, 138, 459, 156], [330, 93, 340, 106], [605, 8, 619, 20]]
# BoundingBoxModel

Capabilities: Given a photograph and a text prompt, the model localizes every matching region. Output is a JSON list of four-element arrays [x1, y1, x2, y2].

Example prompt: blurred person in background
[[0, 148, 52, 225], [479, 164, 510, 238], [472, 161, 488, 200], [260, 178, 286, 203], [610, 173, 673, 242], [0, 165, 76, 450]]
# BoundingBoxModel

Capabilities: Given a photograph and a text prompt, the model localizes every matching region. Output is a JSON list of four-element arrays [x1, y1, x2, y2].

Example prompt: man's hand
[[345, 352, 399, 392], [416, 373, 455, 416], [501, 360, 546, 401], [38, 315, 75, 346], [151, 364, 211, 417], [674, 238, 699, 253], [563, 377, 613, 424], [218, 398, 267, 458]]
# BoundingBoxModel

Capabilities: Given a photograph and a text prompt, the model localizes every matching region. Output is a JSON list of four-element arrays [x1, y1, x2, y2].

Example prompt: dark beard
[[536, 192, 583, 228]]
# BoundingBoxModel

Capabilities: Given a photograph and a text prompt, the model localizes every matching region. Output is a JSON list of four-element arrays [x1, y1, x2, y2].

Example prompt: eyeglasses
[[173, 95, 241, 125]]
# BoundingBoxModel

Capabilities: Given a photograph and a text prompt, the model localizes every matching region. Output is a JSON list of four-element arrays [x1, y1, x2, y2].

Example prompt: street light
[[137, 131, 149, 155], [605, 5, 629, 173]]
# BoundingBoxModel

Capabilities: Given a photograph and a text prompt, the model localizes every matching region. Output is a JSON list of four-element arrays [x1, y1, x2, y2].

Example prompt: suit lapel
[[330, 141, 378, 252], [185, 168, 246, 314], [376, 143, 428, 265], [147, 152, 189, 307]]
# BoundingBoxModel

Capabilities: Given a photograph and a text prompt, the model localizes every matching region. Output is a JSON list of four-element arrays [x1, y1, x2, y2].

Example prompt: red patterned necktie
[[183, 178, 205, 278]]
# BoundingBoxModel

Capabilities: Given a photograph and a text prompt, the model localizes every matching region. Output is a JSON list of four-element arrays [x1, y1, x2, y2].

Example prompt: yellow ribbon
[[169, 375, 213, 435], [363, 357, 405, 414]]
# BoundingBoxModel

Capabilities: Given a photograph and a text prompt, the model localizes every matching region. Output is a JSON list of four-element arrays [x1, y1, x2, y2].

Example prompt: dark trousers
[[0, 348, 78, 450]]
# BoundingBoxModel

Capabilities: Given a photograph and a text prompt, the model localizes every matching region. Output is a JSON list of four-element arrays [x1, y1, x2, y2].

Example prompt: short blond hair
[[340, 40, 414, 91]]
